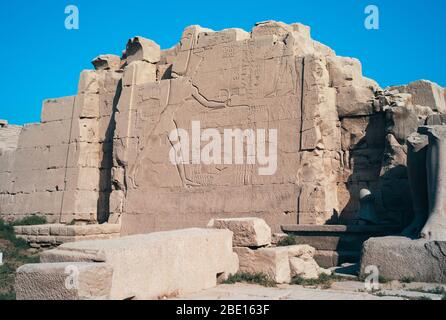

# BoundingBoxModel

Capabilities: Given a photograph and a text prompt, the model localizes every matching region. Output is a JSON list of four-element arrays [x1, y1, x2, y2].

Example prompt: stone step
[[314, 250, 360, 268], [281, 224, 401, 251], [281, 225, 401, 267]]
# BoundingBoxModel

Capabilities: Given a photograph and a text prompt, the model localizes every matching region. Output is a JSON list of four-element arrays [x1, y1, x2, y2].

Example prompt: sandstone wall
[[1, 21, 444, 233], [0, 69, 122, 224], [0, 121, 22, 151], [108, 21, 391, 233]]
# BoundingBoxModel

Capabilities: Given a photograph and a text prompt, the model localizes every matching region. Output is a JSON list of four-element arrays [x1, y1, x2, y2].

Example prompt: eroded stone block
[[208, 217, 271, 247], [234, 247, 291, 284], [40, 228, 239, 299], [15, 262, 113, 300], [360, 236, 446, 283]]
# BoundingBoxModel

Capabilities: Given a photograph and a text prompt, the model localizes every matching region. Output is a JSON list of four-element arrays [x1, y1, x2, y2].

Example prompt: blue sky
[[0, 0, 445, 124]]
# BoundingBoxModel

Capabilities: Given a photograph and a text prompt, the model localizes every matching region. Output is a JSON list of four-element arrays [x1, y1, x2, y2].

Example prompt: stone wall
[[0, 69, 122, 224], [108, 21, 390, 233], [14, 223, 121, 249], [0, 120, 22, 151], [0, 21, 445, 234]]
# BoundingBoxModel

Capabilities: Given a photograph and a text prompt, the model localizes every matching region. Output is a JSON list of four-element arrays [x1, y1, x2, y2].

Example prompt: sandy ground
[[174, 281, 446, 300]]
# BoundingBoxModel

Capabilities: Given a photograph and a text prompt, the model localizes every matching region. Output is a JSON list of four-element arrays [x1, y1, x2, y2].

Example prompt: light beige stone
[[15, 262, 113, 300], [289, 256, 320, 279], [2, 20, 445, 234], [286, 245, 316, 258], [125, 36, 160, 64], [390, 80, 446, 113], [40, 228, 239, 299], [92, 54, 121, 71], [41, 97, 75, 123], [122, 61, 157, 86], [208, 217, 271, 247], [234, 247, 291, 284]]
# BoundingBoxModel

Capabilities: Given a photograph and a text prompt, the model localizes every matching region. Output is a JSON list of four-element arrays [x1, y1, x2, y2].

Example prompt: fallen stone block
[[40, 228, 239, 299], [15, 262, 113, 300], [208, 217, 271, 247], [360, 236, 446, 284], [234, 247, 291, 284], [289, 256, 320, 279]]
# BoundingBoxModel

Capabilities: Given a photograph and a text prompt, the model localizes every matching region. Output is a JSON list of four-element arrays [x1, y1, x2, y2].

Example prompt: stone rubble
[[209, 218, 329, 282]]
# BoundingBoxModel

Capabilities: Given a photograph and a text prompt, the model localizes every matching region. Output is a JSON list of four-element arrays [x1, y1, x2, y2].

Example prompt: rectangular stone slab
[[40, 228, 239, 299]]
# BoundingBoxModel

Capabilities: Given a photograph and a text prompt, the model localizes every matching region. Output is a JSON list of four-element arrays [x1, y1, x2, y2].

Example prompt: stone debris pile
[[209, 217, 330, 283]]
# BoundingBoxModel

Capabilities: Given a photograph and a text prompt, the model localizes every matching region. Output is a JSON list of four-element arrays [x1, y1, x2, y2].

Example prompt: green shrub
[[276, 236, 297, 247], [400, 276, 415, 284], [378, 275, 390, 284], [0, 218, 39, 300], [0, 219, 28, 249], [12, 216, 47, 226], [429, 287, 445, 295], [291, 273, 340, 288], [409, 286, 445, 295], [223, 272, 277, 287]]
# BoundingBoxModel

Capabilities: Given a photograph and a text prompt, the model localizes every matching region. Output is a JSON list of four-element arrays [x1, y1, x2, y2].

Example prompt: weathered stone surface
[[286, 244, 316, 258], [0, 124, 21, 152], [289, 256, 320, 279], [403, 125, 446, 241], [208, 217, 271, 247], [122, 61, 157, 86], [286, 245, 329, 279], [41, 97, 76, 123], [125, 36, 161, 64], [40, 228, 239, 299], [15, 262, 113, 300], [14, 223, 121, 248], [390, 80, 446, 113], [92, 55, 121, 71], [360, 236, 446, 283], [1, 20, 445, 237], [234, 243, 326, 281], [234, 247, 291, 284]]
